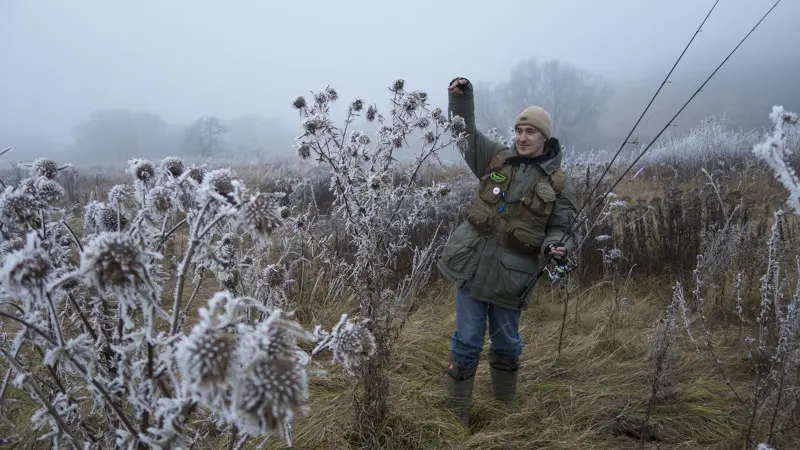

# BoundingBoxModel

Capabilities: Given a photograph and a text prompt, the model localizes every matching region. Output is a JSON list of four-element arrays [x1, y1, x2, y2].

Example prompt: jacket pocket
[[477, 170, 510, 205], [497, 249, 537, 300], [504, 219, 546, 254], [529, 182, 556, 216], [466, 201, 494, 234], [439, 223, 481, 276]]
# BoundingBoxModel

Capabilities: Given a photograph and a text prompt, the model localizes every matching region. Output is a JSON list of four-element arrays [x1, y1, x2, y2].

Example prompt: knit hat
[[514, 106, 552, 140]]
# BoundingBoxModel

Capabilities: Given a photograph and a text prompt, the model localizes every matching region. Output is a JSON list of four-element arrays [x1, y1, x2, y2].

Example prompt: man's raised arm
[[448, 77, 504, 178]]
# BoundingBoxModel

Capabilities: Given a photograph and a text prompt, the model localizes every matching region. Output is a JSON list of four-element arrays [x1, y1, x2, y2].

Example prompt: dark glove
[[448, 77, 472, 93]]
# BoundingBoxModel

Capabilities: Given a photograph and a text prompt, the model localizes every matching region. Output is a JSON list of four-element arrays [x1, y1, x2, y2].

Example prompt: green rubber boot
[[489, 352, 519, 403], [446, 360, 477, 428]]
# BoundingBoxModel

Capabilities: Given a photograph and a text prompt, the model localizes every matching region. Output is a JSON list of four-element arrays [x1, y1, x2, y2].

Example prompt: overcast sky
[[1, 0, 797, 144]]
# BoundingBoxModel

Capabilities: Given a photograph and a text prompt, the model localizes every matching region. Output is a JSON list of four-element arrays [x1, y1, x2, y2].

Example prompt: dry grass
[[187, 276, 755, 450], [3, 149, 800, 448]]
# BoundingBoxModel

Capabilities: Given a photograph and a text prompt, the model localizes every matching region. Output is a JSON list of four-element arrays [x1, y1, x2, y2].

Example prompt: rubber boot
[[488, 352, 519, 403], [446, 360, 477, 428]]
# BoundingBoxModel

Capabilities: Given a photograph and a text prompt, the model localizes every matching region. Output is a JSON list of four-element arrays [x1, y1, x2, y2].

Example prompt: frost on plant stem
[[752, 105, 800, 214], [288, 79, 461, 439], [0, 151, 375, 448]]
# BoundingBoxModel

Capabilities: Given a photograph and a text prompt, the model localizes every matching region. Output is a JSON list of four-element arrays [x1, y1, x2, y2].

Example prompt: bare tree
[[475, 57, 611, 150], [182, 116, 227, 158]]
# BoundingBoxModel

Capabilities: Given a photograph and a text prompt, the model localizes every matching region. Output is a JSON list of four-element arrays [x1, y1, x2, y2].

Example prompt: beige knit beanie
[[514, 106, 552, 140]]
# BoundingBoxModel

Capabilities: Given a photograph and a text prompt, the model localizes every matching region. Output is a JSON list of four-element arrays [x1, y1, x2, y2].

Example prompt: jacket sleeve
[[540, 176, 579, 259], [448, 89, 504, 178]]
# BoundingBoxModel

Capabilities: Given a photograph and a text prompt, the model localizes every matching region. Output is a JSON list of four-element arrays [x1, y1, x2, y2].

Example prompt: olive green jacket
[[437, 88, 579, 310]]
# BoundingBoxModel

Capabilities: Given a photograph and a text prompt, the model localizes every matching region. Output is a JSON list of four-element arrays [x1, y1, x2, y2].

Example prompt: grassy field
[[2, 113, 799, 449]]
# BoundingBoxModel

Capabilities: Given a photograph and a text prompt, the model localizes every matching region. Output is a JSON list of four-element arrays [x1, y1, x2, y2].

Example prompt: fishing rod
[[531, 0, 782, 291], [568, 0, 721, 227]]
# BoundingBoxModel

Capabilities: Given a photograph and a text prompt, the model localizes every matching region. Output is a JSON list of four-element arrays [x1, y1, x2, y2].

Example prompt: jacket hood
[[508, 137, 563, 174]]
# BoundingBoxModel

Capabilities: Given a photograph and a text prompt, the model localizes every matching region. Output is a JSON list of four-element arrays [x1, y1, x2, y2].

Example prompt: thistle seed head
[[80, 232, 155, 299], [107, 184, 134, 210], [351, 98, 363, 112], [451, 116, 466, 134], [297, 142, 311, 159], [366, 105, 377, 122], [186, 166, 205, 185], [203, 169, 240, 204], [239, 192, 284, 238], [0, 232, 53, 298], [302, 117, 325, 135], [99, 207, 129, 232], [127, 158, 156, 183], [330, 319, 376, 375], [292, 96, 307, 110], [264, 264, 285, 288], [432, 107, 445, 124], [0, 185, 42, 230], [31, 158, 60, 180], [325, 87, 338, 102], [160, 157, 185, 178], [146, 186, 174, 215], [34, 178, 65, 205], [263, 326, 299, 362], [402, 94, 419, 113], [178, 325, 236, 391], [234, 357, 307, 433], [424, 131, 436, 144], [391, 78, 405, 92]]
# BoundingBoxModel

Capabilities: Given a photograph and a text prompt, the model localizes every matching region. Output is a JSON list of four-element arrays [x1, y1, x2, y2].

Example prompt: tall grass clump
[[638, 106, 800, 449]]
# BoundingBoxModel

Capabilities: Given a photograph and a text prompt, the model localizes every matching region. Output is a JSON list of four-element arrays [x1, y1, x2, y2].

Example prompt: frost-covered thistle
[[145, 185, 175, 219], [107, 184, 134, 210], [31, 157, 60, 180], [34, 177, 64, 205], [238, 192, 286, 240], [127, 158, 156, 183], [201, 168, 242, 205], [99, 206, 129, 232], [233, 356, 308, 435], [80, 232, 161, 328], [160, 156, 185, 178], [176, 300, 237, 396], [311, 315, 377, 375], [0, 232, 52, 302], [0, 184, 42, 231], [185, 165, 206, 185], [329, 318, 376, 375]]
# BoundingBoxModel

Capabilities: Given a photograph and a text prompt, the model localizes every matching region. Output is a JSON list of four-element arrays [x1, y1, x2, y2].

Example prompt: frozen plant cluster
[[290, 79, 467, 326], [286, 79, 468, 446], [752, 106, 800, 214], [0, 153, 375, 448]]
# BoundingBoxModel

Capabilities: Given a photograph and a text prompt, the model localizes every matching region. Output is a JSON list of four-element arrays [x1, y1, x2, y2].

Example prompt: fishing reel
[[546, 258, 578, 286]]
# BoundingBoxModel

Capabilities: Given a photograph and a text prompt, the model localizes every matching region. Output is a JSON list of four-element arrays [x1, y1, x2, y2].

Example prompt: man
[[437, 77, 578, 427]]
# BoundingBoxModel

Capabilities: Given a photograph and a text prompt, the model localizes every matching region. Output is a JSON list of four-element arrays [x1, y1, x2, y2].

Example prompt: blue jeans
[[449, 287, 522, 368]]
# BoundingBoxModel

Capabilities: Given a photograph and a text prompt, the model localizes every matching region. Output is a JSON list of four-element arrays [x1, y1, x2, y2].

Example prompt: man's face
[[514, 125, 546, 156]]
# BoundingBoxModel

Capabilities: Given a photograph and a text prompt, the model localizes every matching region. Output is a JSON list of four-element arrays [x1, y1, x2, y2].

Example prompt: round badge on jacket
[[493, 187, 500, 195]]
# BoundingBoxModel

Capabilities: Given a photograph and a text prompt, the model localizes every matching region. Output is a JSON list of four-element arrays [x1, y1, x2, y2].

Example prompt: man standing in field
[[437, 77, 578, 427]]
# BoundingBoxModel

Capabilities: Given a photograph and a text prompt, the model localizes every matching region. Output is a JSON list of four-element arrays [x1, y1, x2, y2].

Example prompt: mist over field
[[1, 0, 798, 167]]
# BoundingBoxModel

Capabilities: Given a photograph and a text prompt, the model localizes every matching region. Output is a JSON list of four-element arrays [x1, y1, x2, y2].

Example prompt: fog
[[1, 0, 798, 166]]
